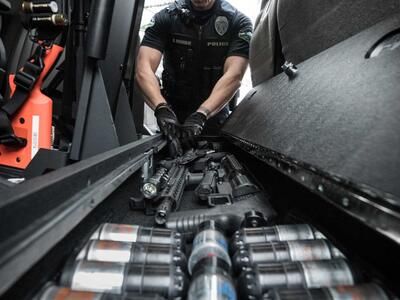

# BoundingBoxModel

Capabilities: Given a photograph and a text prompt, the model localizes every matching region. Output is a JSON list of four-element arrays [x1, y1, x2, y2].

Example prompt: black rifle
[[167, 153, 276, 234], [155, 165, 187, 225], [154, 164, 202, 225]]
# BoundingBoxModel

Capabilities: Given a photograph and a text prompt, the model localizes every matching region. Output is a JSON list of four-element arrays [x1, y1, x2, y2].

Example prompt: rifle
[[155, 164, 188, 225], [139, 148, 218, 222], [140, 149, 276, 230], [166, 153, 277, 235], [152, 162, 203, 225], [165, 192, 276, 235]]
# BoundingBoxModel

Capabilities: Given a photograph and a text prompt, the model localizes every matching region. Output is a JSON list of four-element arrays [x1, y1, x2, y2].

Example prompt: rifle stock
[[166, 192, 276, 235]]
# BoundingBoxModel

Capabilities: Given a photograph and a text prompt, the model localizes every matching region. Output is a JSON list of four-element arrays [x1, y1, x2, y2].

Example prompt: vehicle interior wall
[[250, 0, 400, 85], [224, 14, 400, 203], [0, 0, 399, 299], [2, 137, 399, 299]]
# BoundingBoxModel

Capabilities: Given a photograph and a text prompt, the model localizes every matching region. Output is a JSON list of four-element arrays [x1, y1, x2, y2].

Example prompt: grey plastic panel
[[223, 15, 400, 201]]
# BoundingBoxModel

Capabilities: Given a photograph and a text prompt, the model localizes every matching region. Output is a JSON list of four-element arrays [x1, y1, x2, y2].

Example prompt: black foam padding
[[278, 0, 400, 65], [223, 15, 400, 201]]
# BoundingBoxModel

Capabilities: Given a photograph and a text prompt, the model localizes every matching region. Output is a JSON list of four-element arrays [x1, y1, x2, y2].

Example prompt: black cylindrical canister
[[60, 260, 187, 300], [37, 283, 167, 299], [77, 240, 187, 271], [230, 224, 324, 254], [90, 223, 184, 249], [232, 239, 343, 274], [238, 259, 357, 299], [263, 283, 389, 300]]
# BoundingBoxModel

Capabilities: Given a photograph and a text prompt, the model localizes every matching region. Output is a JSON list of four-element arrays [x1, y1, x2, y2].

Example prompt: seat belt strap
[[0, 43, 45, 148]]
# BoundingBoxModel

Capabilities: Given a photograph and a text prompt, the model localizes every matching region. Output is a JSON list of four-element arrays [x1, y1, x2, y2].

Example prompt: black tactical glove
[[154, 103, 179, 136], [154, 103, 182, 157], [167, 136, 183, 158], [181, 111, 207, 147]]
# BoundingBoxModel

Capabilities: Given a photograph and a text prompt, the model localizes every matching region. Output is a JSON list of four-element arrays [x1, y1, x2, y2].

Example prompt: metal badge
[[215, 16, 229, 36]]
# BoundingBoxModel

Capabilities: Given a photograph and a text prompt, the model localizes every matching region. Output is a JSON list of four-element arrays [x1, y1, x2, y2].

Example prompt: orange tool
[[0, 44, 63, 169]]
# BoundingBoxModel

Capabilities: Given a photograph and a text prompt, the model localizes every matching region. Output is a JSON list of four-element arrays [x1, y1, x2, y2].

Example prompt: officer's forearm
[[198, 56, 248, 118], [135, 70, 166, 110], [198, 74, 241, 117]]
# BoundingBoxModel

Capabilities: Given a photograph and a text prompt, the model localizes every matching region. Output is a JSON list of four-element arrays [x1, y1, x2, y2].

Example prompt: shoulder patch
[[144, 17, 155, 30], [238, 30, 252, 43]]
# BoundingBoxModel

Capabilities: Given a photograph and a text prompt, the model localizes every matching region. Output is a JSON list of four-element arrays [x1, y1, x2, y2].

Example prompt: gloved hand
[[180, 111, 207, 147], [154, 103, 179, 137], [154, 103, 182, 157], [168, 136, 183, 158]]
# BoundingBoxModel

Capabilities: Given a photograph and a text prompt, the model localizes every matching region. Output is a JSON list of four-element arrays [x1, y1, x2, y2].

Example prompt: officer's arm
[[135, 46, 167, 110], [197, 55, 248, 118]]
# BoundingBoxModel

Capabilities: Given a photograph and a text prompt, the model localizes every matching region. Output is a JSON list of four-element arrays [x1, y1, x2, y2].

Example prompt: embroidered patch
[[238, 31, 252, 43], [215, 16, 229, 36], [144, 17, 155, 30]]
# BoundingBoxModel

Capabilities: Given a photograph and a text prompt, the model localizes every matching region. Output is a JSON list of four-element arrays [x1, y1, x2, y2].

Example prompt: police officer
[[135, 0, 252, 145]]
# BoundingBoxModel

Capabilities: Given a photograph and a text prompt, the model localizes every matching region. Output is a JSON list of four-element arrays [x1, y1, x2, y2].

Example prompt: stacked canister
[[231, 224, 389, 300], [36, 222, 390, 300], [37, 223, 188, 300], [187, 220, 236, 300]]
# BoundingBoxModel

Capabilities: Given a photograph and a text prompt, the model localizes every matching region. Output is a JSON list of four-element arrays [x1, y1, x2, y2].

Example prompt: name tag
[[172, 38, 192, 46]]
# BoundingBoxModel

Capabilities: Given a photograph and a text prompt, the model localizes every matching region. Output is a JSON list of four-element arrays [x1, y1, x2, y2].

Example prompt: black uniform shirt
[[141, 0, 252, 122], [142, 0, 252, 59]]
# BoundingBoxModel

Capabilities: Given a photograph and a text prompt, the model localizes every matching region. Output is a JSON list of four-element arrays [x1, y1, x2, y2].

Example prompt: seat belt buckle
[[14, 62, 42, 91]]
